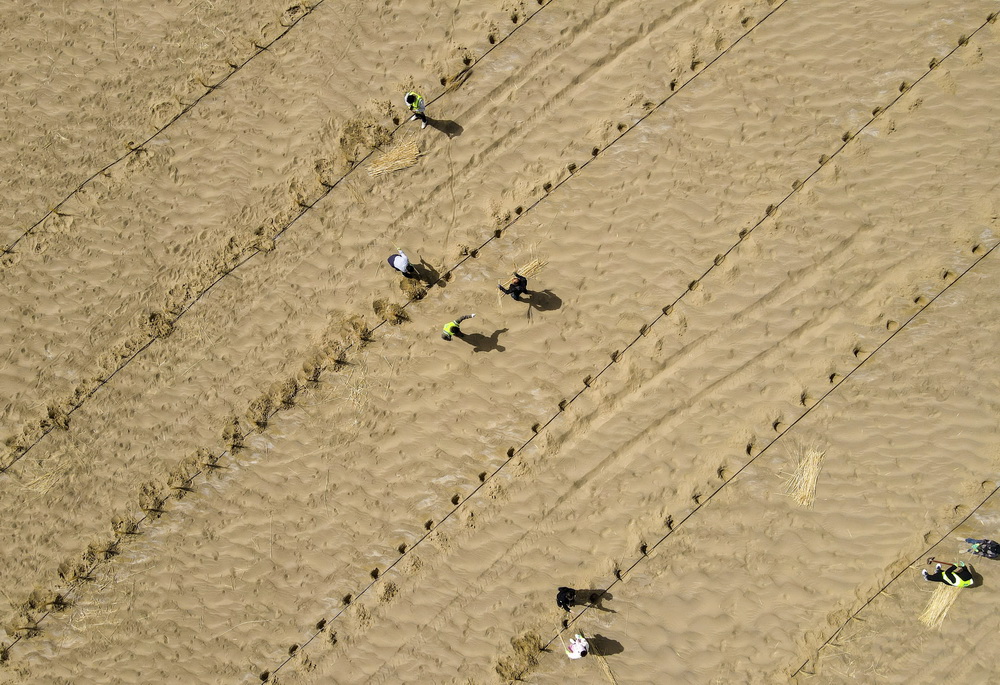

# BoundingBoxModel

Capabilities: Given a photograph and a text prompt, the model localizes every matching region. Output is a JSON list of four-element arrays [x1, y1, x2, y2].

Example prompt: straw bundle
[[367, 140, 421, 177], [919, 584, 962, 629], [22, 463, 70, 496], [782, 445, 825, 507], [591, 643, 620, 685], [500, 258, 547, 287]]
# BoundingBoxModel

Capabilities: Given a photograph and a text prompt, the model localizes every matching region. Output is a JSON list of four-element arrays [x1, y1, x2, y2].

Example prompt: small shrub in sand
[[301, 352, 326, 383], [272, 378, 300, 409], [495, 631, 542, 680], [137, 481, 168, 514], [3, 610, 41, 639], [25, 587, 64, 612], [45, 402, 72, 430], [87, 537, 119, 561], [111, 514, 140, 537], [247, 393, 275, 429], [222, 416, 245, 452], [57, 557, 90, 583], [399, 278, 428, 300], [144, 310, 175, 338], [342, 315, 372, 344], [372, 298, 409, 325], [167, 466, 197, 495]]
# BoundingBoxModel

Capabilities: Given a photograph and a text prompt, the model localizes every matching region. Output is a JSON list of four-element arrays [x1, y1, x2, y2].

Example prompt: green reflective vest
[[406, 92, 425, 112], [944, 570, 974, 587], [443, 321, 460, 336]]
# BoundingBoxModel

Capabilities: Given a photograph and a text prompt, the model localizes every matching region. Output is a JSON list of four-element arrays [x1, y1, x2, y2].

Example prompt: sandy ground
[[1, 0, 999, 683]]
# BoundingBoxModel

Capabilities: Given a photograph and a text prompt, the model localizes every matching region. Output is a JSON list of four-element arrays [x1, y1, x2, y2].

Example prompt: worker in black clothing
[[498, 272, 529, 301], [556, 587, 576, 612]]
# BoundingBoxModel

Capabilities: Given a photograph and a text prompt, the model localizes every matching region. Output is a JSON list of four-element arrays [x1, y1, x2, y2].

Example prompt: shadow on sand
[[587, 634, 625, 656], [527, 289, 562, 312], [458, 328, 507, 352], [427, 117, 464, 138]]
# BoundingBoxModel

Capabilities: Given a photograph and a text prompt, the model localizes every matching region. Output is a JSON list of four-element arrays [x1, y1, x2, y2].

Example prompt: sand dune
[[2, 0, 999, 683]]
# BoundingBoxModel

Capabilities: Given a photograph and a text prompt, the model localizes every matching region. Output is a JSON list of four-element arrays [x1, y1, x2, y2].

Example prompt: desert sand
[[2, 0, 999, 683]]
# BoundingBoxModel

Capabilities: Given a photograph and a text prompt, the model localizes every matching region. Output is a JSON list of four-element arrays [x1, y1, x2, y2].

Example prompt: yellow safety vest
[[944, 570, 973, 587], [406, 92, 424, 112], [443, 321, 460, 336]]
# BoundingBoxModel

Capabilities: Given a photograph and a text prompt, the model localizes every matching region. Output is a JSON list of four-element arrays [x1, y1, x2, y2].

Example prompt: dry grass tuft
[[782, 444, 825, 507], [919, 584, 962, 629], [495, 630, 542, 681], [368, 139, 421, 177], [373, 298, 409, 324]]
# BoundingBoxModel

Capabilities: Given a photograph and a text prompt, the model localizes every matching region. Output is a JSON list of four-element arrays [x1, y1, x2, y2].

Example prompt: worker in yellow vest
[[405, 91, 427, 129], [923, 560, 974, 587], [442, 314, 475, 340]]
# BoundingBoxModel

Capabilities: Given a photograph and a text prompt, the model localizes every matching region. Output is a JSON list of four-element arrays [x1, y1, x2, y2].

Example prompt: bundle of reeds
[[500, 258, 547, 287], [783, 445, 825, 507], [919, 584, 962, 629], [368, 140, 421, 177]]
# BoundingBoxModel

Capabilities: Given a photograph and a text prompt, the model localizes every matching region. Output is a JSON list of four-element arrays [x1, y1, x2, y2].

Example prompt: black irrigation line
[[1, 2, 325, 259], [261, 2, 798, 680], [537, 14, 1000, 667], [0, 0, 561, 475]]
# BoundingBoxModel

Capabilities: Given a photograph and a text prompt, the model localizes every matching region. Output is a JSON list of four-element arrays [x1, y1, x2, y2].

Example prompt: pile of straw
[[783, 445, 825, 507], [919, 584, 962, 629], [368, 140, 421, 177], [499, 258, 547, 287]]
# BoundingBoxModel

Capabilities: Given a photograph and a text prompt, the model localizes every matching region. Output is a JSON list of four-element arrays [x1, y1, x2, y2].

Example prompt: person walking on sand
[[498, 272, 530, 301], [387, 248, 415, 278], [441, 314, 475, 340], [556, 587, 576, 612], [923, 560, 974, 587], [405, 91, 427, 129]]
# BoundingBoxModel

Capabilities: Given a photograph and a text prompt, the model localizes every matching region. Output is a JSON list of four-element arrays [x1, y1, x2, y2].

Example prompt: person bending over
[[923, 561, 974, 587]]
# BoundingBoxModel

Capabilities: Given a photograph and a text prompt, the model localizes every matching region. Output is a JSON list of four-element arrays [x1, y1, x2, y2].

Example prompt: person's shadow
[[575, 589, 616, 613], [967, 564, 985, 588], [587, 634, 624, 656], [411, 258, 441, 286], [526, 289, 562, 313], [459, 328, 507, 352], [427, 117, 463, 138]]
